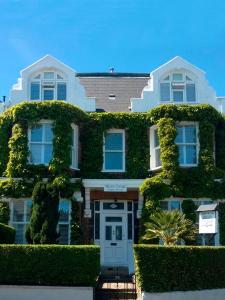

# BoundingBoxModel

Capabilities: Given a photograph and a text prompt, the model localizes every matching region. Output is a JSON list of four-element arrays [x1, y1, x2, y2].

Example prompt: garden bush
[[0, 245, 100, 286], [0, 223, 15, 243], [134, 245, 225, 292]]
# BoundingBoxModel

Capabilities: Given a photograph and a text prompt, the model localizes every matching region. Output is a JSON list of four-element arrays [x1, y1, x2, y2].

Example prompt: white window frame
[[57, 199, 71, 245], [30, 71, 67, 101], [150, 125, 162, 170], [71, 124, 79, 170], [28, 120, 53, 166], [11, 198, 32, 244], [159, 72, 196, 104], [102, 129, 125, 172], [175, 122, 199, 167]]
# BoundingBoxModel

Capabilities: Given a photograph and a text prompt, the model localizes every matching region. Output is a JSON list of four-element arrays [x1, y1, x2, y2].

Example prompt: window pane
[[13, 200, 24, 222], [178, 145, 185, 164], [154, 129, 159, 147], [30, 144, 42, 164], [30, 83, 40, 100], [185, 126, 196, 143], [160, 201, 168, 210], [25, 200, 32, 222], [186, 84, 196, 102], [173, 90, 183, 102], [128, 214, 132, 240], [186, 145, 197, 164], [160, 83, 170, 102], [30, 125, 43, 142], [105, 133, 123, 150], [105, 152, 123, 170], [105, 226, 112, 240], [44, 144, 53, 164], [172, 73, 183, 81], [95, 213, 100, 239], [59, 200, 69, 222], [58, 224, 69, 244], [155, 148, 161, 167], [116, 226, 122, 240], [170, 201, 180, 210], [57, 83, 67, 100], [14, 224, 25, 244], [175, 126, 184, 143], [106, 217, 122, 222], [43, 89, 54, 100], [44, 72, 54, 79], [44, 124, 53, 142]]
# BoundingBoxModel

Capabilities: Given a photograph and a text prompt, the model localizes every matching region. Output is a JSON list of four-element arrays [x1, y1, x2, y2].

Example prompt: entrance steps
[[95, 267, 137, 299]]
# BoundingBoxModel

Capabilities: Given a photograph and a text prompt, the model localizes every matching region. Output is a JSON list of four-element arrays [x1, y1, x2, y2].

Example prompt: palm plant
[[143, 210, 197, 246]]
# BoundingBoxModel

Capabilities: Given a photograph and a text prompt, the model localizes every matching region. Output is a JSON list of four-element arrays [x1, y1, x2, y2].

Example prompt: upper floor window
[[150, 123, 198, 170], [160, 73, 196, 103], [30, 71, 67, 101], [71, 125, 78, 169], [175, 124, 198, 166], [29, 122, 53, 165], [103, 129, 125, 172]]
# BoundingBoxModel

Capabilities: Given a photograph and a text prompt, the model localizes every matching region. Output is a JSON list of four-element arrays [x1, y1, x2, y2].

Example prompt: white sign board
[[199, 211, 218, 234], [104, 184, 127, 192]]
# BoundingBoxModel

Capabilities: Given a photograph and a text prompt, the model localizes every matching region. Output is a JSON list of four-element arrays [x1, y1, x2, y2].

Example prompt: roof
[[77, 73, 149, 112], [197, 203, 218, 212]]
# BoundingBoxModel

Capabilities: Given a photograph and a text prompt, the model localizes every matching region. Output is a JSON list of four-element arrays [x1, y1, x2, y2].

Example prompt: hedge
[[134, 245, 225, 292], [0, 223, 15, 244], [0, 245, 100, 286]]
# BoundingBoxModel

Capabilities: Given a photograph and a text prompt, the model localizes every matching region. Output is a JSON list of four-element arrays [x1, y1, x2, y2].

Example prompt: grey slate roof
[[77, 73, 149, 112]]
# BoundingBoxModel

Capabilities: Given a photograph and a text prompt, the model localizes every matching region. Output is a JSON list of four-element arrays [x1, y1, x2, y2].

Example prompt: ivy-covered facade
[[1, 54, 225, 274]]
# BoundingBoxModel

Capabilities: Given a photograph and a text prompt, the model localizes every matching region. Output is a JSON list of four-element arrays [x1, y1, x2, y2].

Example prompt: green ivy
[[0, 201, 10, 224]]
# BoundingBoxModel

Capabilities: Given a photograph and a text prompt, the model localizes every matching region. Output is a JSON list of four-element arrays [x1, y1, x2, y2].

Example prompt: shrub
[[134, 245, 225, 293], [0, 201, 10, 224], [0, 245, 100, 286], [0, 223, 15, 244]]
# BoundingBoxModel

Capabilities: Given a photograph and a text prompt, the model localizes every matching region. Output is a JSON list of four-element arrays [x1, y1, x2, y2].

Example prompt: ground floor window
[[11, 199, 71, 244]]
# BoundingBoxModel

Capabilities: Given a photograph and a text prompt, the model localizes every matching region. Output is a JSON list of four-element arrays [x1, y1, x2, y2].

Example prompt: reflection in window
[[58, 199, 70, 244]]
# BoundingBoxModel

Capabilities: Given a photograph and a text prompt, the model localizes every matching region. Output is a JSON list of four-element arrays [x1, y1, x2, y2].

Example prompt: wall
[[141, 289, 225, 300], [0, 285, 93, 300]]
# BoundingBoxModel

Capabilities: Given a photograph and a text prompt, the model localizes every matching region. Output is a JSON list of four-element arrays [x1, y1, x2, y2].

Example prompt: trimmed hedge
[[0, 245, 100, 286], [134, 245, 225, 292], [0, 223, 15, 244]]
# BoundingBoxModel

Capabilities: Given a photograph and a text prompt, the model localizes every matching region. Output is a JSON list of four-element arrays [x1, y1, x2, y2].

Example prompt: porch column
[[84, 187, 92, 218], [137, 191, 143, 219]]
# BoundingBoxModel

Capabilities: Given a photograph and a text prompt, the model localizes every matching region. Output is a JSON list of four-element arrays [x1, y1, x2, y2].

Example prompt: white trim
[[83, 179, 144, 189], [102, 129, 125, 172]]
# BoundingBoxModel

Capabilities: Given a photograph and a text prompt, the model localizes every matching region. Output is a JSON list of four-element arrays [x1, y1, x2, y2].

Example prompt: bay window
[[29, 122, 53, 165], [103, 129, 125, 172], [160, 73, 196, 103]]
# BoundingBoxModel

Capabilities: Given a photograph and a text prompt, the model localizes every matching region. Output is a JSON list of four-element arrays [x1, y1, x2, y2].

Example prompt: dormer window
[[160, 73, 196, 103], [30, 71, 67, 101]]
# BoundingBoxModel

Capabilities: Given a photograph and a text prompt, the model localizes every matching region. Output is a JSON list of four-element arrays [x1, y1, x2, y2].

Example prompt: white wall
[[0, 285, 93, 300], [141, 289, 225, 300]]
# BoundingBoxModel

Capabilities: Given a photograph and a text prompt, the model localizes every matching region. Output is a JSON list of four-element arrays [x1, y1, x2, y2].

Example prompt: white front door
[[101, 214, 127, 266]]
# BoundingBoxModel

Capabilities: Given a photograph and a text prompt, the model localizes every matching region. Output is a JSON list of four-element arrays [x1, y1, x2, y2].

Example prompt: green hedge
[[0, 245, 100, 286], [134, 245, 225, 292], [0, 223, 15, 244]]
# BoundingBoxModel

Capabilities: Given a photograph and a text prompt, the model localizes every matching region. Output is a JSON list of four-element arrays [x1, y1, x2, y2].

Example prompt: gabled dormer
[[10, 55, 96, 112], [130, 56, 219, 112]]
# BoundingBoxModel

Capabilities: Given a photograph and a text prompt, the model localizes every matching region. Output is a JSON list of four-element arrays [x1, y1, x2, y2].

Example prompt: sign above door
[[104, 184, 127, 192]]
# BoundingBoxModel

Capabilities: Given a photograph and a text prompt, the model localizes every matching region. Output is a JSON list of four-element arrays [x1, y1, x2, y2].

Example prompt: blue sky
[[1, 0, 225, 98]]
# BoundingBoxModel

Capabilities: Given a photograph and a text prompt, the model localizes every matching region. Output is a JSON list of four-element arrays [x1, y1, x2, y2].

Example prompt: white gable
[[10, 55, 96, 112], [131, 56, 222, 112]]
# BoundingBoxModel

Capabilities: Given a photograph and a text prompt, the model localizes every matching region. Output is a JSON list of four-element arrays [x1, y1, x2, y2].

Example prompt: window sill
[[179, 164, 198, 167], [149, 166, 162, 171], [70, 167, 80, 171], [101, 170, 126, 173]]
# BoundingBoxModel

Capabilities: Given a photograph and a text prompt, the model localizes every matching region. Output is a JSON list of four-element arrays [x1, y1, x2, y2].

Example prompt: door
[[101, 214, 127, 266]]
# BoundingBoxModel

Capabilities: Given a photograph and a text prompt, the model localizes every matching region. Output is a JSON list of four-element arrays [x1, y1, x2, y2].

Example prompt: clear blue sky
[[1, 0, 225, 98]]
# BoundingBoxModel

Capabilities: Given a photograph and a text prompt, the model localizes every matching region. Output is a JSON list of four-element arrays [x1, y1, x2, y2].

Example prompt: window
[[103, 130, 125, 172], [160, 200, 181, 211], [58, 199, 70, 244], [175, 124, 198, 166], [12, 199, 32, 244], [150, 126, 162, 169], [160, 73, 196, 103], [30, 71, 67, 101], [29, 123, 53, 165], [71, 125, 78, 169]]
